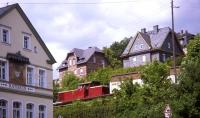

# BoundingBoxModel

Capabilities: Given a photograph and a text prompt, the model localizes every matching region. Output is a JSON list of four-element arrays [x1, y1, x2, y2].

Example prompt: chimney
[[153, 25, 159, 33], [181, 30, 184, 34], [185, 30, 188, 34], [141, 28, 146, 33]]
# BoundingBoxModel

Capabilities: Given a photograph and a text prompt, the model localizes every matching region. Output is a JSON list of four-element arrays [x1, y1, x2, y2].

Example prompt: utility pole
[[171, 0, 179, 83]]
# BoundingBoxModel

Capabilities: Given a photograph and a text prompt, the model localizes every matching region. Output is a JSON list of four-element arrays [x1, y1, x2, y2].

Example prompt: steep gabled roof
[[58, 47, 103, 70], [0, 4, 56, 64], [121, 27, 172, 57]]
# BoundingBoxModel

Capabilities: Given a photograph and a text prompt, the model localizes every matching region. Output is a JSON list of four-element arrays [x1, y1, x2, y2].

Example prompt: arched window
[[0, 99, 7, 118], [13, 102, 21, 118], [26, 103, 34, 118], [39, 105, 46, 118]]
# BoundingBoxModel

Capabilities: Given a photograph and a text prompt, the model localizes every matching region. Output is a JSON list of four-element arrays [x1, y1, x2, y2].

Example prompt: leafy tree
[[61, 72, 83, 91], [173, 34, 200, 117], [103, 47, 122, 68], [53, 82, 60, 102], [110, 37, 130, 59], [103, 37, 129, 68], [114, 61, 176, 118]]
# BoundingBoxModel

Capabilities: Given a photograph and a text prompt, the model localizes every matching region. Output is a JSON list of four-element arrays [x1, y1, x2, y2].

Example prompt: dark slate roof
[[122, 27, 171, 56], [58, 47, 103, 70], [0, 4, 56, 64]]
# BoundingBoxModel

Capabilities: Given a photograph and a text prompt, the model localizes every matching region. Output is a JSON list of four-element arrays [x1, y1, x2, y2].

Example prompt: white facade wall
[[0, 92, 53, 118]]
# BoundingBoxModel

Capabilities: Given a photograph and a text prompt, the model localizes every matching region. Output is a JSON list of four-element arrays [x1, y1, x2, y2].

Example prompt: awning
[[7, 52, 30, 64]]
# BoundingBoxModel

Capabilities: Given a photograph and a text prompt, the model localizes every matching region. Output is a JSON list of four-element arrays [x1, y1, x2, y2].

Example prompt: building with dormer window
[[58, 47, 108, 81], [121, 25, 184, 68]]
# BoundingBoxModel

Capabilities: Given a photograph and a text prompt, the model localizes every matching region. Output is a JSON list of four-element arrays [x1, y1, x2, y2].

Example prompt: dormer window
[[23, 35, 31, 50]]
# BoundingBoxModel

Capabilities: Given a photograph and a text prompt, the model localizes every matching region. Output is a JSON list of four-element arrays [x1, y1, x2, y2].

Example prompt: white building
[[109, 72, 142, 94], [0, 4, 56, 118]]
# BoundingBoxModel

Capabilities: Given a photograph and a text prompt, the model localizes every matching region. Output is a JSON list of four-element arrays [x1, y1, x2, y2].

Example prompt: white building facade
[[0, 4, 56, 118]]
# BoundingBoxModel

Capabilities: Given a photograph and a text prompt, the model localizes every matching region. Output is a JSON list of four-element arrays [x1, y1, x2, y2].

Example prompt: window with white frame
[[142, 55, 146, 62], [0, 60, 7, 81], [26, 103, 34, 118], [132, 57, 136, 62], [0, 99, 7, 118], [39, 69, 45, 88], [2, 28, 10, 44], [23, 35, 31, 49], [27, 67, 34, 86], [13, 102, 22, 118], [39, 105, 46, 118]]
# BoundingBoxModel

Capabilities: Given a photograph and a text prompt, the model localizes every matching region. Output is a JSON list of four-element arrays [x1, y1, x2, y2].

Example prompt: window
[[80, 68, 84, 75], [168, 42, 171, 49], [23, 35, 31, 49], [93, 56, 96, 63], [134, 45, 138, 50], [34, 46, 37, 53], [74, 70, 77, 75], [39, 69, 45, 88], [72, 59, 76, 65], [0, 99, 7, 118], [163, 54, 166, 61], [39, 105, 46, 118], [0, 60, 7, 81], [140, 44, 144, 49], [142, 55, 146, 62], [69, 59, 72, 66], [27, 67, 34, 85], [13, 102, 21, 118], [101, 60, 105, 68], [133, 57, 136, 62], [2, 29, 10, 44], [26, 103, 34, 118]]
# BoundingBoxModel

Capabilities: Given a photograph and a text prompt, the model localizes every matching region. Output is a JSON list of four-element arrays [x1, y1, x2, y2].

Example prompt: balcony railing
[[0, 80, 52, 98]]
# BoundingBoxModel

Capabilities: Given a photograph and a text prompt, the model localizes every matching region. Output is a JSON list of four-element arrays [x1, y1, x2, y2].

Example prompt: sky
[[1, 0, 200, 79]]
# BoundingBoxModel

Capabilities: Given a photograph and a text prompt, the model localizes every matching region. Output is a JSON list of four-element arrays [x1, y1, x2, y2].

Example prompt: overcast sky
[[1, 0, 200, 79]]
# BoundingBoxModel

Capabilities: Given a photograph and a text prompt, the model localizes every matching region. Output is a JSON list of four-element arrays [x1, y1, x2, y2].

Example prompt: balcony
[[0, 79, 53, 99]]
